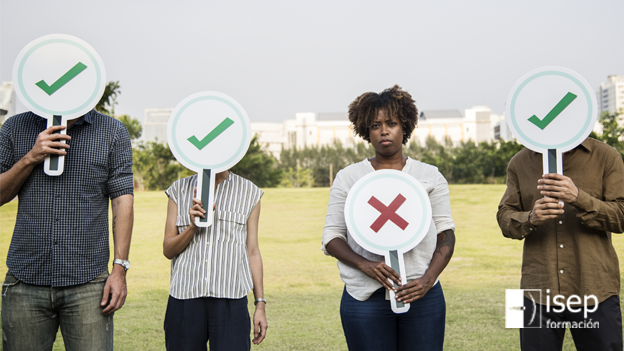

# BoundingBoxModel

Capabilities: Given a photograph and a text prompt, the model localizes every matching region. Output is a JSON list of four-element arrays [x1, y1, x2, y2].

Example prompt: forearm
[[0, 156, 37, 205], [111, 194, 133, 261], [326, 237, 371, 271], [163, 226, 197, 259], [249, 250, 265, 302], [422, 230, 455, 282]]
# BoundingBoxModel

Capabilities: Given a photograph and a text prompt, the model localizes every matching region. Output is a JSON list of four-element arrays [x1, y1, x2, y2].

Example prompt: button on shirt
[[497, 138, 624, 305], [0, 111, 134, 287], [165, 173, 263, 299]]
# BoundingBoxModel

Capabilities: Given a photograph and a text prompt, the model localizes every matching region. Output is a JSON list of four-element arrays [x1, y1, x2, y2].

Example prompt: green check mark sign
[[188, 117, 235, 150], [528, 92, 577, 130], [35, 62, 88, 95]]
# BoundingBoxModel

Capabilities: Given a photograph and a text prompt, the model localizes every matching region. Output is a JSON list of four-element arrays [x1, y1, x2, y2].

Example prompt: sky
[[1, 0, 622, 124]]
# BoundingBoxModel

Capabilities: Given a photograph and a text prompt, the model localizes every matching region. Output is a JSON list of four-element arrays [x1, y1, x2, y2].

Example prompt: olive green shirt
[[497, 138, 624, 305]]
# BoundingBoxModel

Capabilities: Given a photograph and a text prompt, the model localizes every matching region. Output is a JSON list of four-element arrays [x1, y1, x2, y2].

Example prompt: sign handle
[[542, 149, 564, 205], [195, 169, 215, 227], [386, 250, 410, 314], [44, 115, 66, 176]]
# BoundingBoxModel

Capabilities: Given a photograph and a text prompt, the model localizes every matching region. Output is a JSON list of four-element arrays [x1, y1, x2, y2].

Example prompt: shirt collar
[[531, 137, 592, 155]]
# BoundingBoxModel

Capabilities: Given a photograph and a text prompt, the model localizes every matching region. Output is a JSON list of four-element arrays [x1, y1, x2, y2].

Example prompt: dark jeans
[[1, 271, 113, 351], [520, 295, 623, 351], [164, 295, 251, 351], [340, 282, 446, 351]]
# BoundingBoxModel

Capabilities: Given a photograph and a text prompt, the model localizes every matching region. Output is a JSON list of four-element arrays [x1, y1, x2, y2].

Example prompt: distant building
[[252, 112, 364, 158], [0, 82, 16, 123], [415, 106, 504, 145], [143, 108, 172, 143], [596, 75, 624, 115]]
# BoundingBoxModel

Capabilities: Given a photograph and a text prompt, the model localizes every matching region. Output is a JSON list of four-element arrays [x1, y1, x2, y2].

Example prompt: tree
[[595, 110, 624, 158], [95, 81, 121, 116], [231, 135, 282, 187], [117, 114, 142, 141], [132, 141, 192, 191]]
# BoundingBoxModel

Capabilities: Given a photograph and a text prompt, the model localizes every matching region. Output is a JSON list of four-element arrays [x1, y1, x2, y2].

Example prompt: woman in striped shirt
[[162, 170, 267, 351]]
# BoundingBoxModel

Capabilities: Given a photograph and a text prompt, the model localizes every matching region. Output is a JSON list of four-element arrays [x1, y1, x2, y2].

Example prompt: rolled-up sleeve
[[106, 123, 134, 199], [321, 170, 349, 255], [430, 170, 455, 234], [0, 119, 15, 173]]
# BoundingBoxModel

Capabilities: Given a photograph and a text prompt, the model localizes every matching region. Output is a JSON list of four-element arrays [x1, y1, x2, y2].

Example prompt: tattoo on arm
[[434, 230, 455, 261], [112, 215, 117, 240]]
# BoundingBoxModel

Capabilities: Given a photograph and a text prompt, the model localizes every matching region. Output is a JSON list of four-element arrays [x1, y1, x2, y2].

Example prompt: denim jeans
[[1, 270, 113, 351], [340, 282, 446, 351]]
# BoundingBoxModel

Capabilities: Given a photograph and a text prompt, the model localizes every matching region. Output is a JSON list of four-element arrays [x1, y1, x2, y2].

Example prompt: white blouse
[[165, 173, 263, 299], [322, 158, 455, 301]]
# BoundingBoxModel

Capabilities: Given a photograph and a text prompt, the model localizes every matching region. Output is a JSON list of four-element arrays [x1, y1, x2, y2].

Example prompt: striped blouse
[[165, 172, 263, 299]]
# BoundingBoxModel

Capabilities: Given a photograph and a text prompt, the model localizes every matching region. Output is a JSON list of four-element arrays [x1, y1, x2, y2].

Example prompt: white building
[[414, 106, 504, 145], [596, 75, 624, 116], [251, 112, 364, 158], [143, 108, 173, 143], [0, 82, 16, 123]]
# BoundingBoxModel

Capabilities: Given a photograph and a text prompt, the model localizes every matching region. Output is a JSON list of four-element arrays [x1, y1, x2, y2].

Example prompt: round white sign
[[505, 66, 598, 153], [12, 34, 106, 119], [344, 170, 432, 255], [167, 91, 251, 172]]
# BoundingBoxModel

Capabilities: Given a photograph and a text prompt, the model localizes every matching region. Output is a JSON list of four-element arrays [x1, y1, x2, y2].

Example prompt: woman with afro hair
[[321, 85, 456, 351]]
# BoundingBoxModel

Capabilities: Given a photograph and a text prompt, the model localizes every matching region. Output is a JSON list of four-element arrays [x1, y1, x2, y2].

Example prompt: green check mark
[[188, 118, 235, 150], [528, 92, 577, 130], [35, 62, 88, 96]]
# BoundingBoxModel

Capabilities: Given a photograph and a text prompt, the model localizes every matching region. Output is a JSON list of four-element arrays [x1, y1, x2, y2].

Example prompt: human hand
[[101, 265, 127, 315], [25, 125, 71, 164], [529, 197, 564, 226], [358, 261, 401, 291], [395, 275, 434, 304], [252, 304, 267, 345], [538, 173, 579, 204], [189, 187, 216, 227]]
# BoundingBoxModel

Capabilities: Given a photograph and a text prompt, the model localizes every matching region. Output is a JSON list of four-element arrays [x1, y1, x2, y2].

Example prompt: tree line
[[86, 81, 624, 190]]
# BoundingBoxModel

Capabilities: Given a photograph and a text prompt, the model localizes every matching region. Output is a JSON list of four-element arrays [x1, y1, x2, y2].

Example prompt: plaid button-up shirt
[[0, 110, 133, 287]]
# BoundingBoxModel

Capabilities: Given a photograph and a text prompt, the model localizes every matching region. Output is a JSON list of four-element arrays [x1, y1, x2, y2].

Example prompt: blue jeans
[[1, 271, 113, 351], [340, 282, 446, 351]]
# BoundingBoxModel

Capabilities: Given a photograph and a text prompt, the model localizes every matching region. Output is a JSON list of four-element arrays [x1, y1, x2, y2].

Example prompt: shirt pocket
[[215, 210, 247, 245]]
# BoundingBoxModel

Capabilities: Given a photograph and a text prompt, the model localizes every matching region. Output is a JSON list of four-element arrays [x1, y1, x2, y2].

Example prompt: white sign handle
[[195, 169, 215, 227], [542, 149, 564, 205], [385, 250, 410, 314], [44, 115, 67, 176]]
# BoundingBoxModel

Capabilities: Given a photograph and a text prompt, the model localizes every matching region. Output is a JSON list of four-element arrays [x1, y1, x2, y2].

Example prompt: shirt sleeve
[[497, 156, 537, 240], [430, 170, 455, 234], [571, 150, 624, 233], [105, 122, 134, 199], [0, 119, 15, 173], [321, 170, 348, 255]]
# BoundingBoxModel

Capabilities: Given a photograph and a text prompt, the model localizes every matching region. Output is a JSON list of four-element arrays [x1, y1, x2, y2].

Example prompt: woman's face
[[369, 109, 404, 157]]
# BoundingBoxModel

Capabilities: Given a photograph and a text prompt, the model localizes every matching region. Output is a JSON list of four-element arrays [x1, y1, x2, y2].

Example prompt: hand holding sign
[[167, 92, 251, 227], [344, 170, 432, 314], [505, 66, 597, 203], [12, 34, 106, 176]]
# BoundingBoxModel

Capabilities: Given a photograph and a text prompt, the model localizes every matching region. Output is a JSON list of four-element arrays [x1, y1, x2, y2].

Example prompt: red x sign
[[368, 194, 409, 233]]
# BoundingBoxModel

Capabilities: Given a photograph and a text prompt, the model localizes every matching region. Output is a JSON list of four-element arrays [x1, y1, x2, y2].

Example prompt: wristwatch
[[113, 259, 131, 271], [254, 298, 267, 306]]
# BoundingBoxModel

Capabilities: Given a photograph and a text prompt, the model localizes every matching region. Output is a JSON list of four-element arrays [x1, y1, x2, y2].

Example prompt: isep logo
[[506, 289, 542, 328]]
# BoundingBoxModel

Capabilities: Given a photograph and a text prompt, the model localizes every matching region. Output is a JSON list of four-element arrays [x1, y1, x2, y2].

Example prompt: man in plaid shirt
[[0, 110, 134, 350]]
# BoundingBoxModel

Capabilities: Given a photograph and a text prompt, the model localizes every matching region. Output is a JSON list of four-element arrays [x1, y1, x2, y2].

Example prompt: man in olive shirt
[[498, 137, 624, 351]]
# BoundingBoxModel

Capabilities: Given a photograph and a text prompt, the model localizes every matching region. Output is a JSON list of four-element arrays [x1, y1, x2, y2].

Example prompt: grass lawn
[[2, 185, 622, 350]]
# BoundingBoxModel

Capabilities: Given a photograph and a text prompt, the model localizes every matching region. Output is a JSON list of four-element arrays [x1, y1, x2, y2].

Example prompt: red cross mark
[[368, 194, 409, 233]]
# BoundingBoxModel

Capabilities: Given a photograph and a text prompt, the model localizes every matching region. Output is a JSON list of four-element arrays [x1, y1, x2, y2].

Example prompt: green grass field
[[1, 185, 621, 350]]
